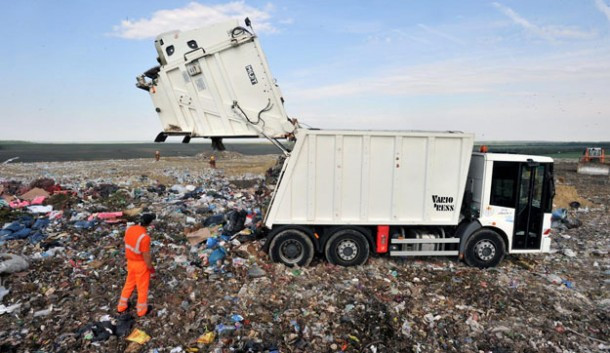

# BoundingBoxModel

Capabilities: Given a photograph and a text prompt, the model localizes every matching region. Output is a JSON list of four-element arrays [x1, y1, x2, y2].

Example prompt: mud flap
[[455, 220, 482, 258]]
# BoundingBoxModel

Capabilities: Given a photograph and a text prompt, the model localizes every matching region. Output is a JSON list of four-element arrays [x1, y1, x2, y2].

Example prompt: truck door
[[512, 163, 550, 250]]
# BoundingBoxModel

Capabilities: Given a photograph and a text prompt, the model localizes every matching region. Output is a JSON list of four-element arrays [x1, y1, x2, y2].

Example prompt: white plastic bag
[[0, 253, 29, 274]]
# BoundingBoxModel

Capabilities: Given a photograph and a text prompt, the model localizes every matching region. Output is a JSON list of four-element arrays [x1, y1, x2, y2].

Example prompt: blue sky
[[1, 1, 609, 142]]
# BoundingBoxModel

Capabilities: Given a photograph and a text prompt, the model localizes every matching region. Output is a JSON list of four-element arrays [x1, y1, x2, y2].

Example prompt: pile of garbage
[[0, 157, 608, 352], [551, 204, 583, 231]]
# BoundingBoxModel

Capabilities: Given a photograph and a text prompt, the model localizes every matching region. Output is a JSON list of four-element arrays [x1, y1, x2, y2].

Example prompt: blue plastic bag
[[29, 232, 47, 244], [551, 208, 567, 221], [206, 237, 219, 248], [32, 218, 50, 230], [208, 247, 227, 264]]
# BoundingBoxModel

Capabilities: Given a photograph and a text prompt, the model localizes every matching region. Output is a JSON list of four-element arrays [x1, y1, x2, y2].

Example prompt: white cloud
[[417, 24, 464, 45], [113, 1, 276, 39], [594, 0, 610, 21], [492, 2, 596, 41], [278, 18, 294, 25], [282, 48, 610, 140], [286, 49, 610, 99]]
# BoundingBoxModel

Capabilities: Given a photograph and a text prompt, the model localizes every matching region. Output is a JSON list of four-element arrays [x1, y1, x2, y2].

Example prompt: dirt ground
[[0, 157, 608, 353]]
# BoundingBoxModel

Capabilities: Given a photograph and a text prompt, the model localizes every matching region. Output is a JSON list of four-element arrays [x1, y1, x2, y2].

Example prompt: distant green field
[[0, 141, 607, 163], [539, 152, 582, 159], [0, 142, 279, 163]]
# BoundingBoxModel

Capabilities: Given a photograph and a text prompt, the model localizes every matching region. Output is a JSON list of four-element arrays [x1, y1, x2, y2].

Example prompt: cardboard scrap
[[123, 208, 143, 217], [1, 194, 17, 203], [126, 328, 151, 344], [20, 188, 50, 201], [125, 341, 143, 353], [186, 228, 212, 246]]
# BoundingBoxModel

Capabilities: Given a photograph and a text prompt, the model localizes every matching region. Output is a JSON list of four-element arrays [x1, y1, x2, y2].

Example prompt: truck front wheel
[[269, 228, 314, 267], [464, 229, 506, 268], [325, 229, 370, 266]]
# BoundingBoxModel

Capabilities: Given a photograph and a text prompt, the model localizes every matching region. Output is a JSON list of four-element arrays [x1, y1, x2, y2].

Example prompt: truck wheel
[[325, 229, 370, 266], [268, 228, 314, 267], [464, 229, 505, 268]]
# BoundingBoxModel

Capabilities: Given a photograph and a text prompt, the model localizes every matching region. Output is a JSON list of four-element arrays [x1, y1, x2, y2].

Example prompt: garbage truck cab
[[465, 153, 554, 256]]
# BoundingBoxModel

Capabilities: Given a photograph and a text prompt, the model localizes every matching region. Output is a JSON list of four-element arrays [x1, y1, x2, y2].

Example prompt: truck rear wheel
[[464, 229, 505, 268], [268, 228, 314, 267], [325, 229, 370, 266]]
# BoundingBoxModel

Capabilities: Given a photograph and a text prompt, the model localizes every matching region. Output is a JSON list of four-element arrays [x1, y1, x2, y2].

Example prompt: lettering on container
[[245, 65, 258, 85], [432, 195, 455, 211], [195, 77, 206, 91]]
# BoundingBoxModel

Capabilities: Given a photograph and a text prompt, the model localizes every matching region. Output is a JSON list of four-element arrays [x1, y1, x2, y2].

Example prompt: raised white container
[[146, 20, 296, 138]]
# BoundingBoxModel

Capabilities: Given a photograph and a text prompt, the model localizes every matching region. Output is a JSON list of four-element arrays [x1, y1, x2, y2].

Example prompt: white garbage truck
[[136, 19, 555, 268]]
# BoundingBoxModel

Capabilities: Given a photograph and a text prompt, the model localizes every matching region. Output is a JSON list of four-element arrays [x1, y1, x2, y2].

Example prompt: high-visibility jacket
[[124, 225, 151, 261]]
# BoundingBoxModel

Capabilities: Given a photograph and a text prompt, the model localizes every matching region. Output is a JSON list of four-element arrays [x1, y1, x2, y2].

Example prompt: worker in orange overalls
[[117, 213, 156, 317], [209, 155, 216, 169]]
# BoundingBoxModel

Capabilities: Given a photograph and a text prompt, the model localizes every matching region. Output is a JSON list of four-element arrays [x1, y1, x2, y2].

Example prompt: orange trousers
[[117, 260, 150, 316]]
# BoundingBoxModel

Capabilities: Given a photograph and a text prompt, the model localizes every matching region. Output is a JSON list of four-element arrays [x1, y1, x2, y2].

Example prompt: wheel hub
[[279, 239, 303, 263], [337, 240, 358, 261], [474, 240, 496, 262]]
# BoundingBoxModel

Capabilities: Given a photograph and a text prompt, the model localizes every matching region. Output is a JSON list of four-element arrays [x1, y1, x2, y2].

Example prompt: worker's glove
[[148, 267, 156, 278]]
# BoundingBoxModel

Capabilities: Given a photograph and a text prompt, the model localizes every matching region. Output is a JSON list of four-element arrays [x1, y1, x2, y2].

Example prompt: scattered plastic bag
[[0, 253, 29, 274], [197, 331, 215, 344], [0, 303, 21, 315], [116, 313, 135, 337], [209, 247, 227, 264], [0, 286, 9, 302], [33, 305, 53, 317], [552, 208, 567, 221]]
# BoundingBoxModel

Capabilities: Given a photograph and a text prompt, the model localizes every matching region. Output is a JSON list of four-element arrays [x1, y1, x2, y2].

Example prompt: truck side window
[[531, 165, 545, 208], [490, 162, 519, 208]]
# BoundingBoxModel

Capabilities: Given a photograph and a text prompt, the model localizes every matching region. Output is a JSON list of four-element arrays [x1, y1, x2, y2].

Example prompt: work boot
[[117, 302, 129, 313], [137, 304, 152, 317], [117, 296, 129, 313]]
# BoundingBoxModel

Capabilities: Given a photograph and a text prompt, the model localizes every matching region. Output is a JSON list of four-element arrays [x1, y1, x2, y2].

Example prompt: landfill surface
[[0, 155, 608, 353]]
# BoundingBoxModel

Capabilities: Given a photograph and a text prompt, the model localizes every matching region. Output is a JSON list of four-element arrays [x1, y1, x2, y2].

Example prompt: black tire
[[268, 228, 314, 267], [324, 229, 370, 266], [464, 229, 506, 268]]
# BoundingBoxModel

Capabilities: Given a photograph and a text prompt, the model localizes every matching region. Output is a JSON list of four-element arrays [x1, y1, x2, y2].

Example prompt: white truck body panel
[[146, 20, 295, 138], [265, 129, 474, 227]]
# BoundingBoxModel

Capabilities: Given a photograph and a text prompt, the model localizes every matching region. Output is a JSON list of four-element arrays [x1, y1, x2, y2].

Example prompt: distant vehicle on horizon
[[577, 147, 609, 176]]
